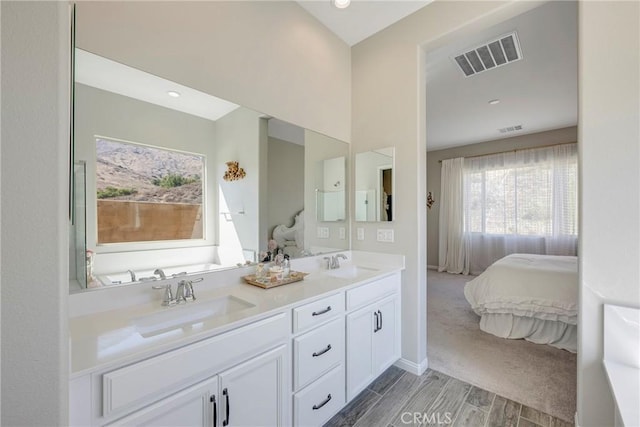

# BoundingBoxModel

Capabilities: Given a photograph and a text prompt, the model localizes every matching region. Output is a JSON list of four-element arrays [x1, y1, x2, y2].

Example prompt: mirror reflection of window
[[382, 167, 392, 221], [355, 148, 394, 222], [316, 156, 346, 222], [95, 137, 205, 244]]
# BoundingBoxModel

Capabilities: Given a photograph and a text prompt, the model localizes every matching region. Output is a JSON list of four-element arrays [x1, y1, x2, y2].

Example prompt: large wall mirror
[[355, 148, 395, 222], [70, 47, 350, 292]]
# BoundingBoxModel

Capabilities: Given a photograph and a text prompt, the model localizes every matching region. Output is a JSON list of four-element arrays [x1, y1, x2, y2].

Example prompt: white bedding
[[464, 253, 578, 351]]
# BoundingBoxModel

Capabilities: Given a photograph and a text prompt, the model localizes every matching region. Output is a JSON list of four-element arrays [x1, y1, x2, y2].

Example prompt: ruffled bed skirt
[[479, 313, 577, 353]]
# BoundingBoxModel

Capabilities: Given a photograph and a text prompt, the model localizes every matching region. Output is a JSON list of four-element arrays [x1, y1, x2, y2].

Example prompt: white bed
[[464, 253, 578, 352]]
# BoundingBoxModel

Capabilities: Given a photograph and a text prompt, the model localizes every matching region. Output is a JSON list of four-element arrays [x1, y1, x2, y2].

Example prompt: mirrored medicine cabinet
[[70, 34, 350, 293]]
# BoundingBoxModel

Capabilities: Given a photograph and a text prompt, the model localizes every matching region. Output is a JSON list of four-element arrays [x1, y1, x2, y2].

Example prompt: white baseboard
[[395, 357, 429, 376], [574, 412, 580, 427], [427, 265, 438, 270]]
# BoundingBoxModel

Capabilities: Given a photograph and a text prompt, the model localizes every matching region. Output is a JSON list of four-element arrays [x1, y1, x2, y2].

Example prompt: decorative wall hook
[[223, 161, 246, 181], [427, 191, 435, 210]]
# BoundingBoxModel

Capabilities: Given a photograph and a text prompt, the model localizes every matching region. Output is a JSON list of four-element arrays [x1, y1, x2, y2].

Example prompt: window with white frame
[[464, 146, 578, 237]]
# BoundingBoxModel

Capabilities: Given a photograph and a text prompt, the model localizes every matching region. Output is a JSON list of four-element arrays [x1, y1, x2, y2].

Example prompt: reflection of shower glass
[[73, 161, 88, 288]]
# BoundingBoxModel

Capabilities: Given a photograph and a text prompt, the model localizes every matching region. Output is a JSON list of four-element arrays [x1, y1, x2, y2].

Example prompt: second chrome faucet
[[324, 253, 348, 270], [153, 279, 200, 307]]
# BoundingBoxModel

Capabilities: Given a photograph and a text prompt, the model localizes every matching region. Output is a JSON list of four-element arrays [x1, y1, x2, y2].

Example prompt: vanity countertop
[[69, 254, 404, 378]]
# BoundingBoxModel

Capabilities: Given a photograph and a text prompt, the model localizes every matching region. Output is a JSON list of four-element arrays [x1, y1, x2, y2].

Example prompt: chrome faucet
[[184, 280, 196, 302], [152, 279, 199, 307], [175, 281, 187, 304], [128, 269, 137, 283], [325, 253, 348, 269], [153, 268, 166, 280], [152, 283, 176, 307]]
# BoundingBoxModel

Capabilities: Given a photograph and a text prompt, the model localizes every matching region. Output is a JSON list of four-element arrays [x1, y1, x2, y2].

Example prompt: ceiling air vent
[[498, 125, 523, 134], [453, 31, 522, 77]]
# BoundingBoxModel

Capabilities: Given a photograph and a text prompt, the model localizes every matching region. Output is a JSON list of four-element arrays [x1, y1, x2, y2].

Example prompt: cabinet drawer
[[294, 364, 345, 427], [294, 317, 344, 391], [102, 313, 288, 418], [293, 292, 344, 333], [346, 273, 399, 311]]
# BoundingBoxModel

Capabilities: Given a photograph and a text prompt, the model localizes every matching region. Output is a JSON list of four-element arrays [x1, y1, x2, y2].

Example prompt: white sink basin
[[133, 295, 255, 337], [324, 265, 379, 279]]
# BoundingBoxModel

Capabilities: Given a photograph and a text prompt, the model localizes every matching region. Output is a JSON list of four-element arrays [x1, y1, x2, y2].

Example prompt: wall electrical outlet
[[317, 227, 330, 239], [376, 229, 394, 243], [339, 227, 346, 240], [356, 227, 365, 241]]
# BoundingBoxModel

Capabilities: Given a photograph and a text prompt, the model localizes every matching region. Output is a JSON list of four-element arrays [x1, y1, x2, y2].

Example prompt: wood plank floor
[[324, 367, 574, 427]]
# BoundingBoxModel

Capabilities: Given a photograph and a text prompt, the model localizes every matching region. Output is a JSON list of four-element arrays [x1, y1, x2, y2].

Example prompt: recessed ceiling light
[[167, 91, 181, 98], [333, 0, 351, 9], [488, 99, 500, 105]]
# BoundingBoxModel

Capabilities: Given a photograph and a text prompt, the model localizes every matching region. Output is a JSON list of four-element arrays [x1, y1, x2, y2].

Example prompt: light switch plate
[[377, 228, 394, 243], [317, 227, 329, 239], [356, 227, 365, 241], [339, 227, 346, 240]]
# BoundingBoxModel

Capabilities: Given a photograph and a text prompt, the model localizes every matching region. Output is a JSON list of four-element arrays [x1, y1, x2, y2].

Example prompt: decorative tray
[[242, 271, 308, 289]]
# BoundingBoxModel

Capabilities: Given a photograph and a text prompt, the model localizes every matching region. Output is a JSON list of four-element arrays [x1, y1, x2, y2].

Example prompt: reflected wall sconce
[[223, 161, 246, 181], [427, 192, 435, 210]]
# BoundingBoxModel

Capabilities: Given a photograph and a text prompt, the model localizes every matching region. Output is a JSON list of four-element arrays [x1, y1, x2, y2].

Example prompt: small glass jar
[[255, 263, 266, 278]]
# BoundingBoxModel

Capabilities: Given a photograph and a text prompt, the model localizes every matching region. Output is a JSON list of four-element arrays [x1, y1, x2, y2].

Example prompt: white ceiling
[[297, 0, 432, 46], [75, 49, 240, 121], [424, 1, 578, 151]]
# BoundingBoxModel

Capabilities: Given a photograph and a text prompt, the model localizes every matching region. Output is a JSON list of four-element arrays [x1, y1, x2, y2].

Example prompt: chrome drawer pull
[[312, 344, 332, 357], [312, 394, 332, 410], [312, 306, 332, 316]]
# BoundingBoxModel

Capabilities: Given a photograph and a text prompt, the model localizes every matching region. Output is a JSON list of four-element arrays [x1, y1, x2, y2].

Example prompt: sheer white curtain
[[463, 144, 578, 273], [438, 158, 470, 274]]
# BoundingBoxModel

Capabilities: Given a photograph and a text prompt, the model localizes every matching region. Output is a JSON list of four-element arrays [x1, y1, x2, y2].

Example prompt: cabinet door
[[374, 296, 399, 373], [218, 345, 288, 427], [346, 305, 375, 401], [106, 376, 218, 427]]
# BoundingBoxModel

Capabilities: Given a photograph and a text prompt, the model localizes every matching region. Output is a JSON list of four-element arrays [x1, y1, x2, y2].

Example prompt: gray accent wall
[[267, 137, 305, 240], [426, 126, 578, 268]]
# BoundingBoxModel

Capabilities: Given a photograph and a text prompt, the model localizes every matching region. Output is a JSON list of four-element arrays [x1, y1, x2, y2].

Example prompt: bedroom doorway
[[424, 1, 578, 423]]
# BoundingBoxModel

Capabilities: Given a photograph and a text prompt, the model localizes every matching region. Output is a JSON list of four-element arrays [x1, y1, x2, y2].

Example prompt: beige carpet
[[427, 269, 576, 423]]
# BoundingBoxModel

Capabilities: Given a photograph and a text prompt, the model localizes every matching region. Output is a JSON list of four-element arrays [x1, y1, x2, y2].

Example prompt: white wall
[[216, 107, 264, 264], [577, 2, 640, 426], [351, 0, 542, 373], [74, 1, 351, 143], [0, 1, 69, 424]]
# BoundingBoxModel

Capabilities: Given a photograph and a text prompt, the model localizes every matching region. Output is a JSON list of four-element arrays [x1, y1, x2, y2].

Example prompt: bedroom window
[[462, 143, 578, 271], [464, 146, 578, 237]]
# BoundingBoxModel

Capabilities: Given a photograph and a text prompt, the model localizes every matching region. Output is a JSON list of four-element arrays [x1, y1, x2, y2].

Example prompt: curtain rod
[[436, 141, 577, 163]]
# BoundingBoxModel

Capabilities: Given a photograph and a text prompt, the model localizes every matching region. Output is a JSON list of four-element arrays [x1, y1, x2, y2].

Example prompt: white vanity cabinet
[[71, 313, 291, 427], [291, 293, 346, 426], [217, 345, 288, 427], [104, 345, 287, 427], [345, 272, 401, 401], [70, 258, 405, 427], [104, 376, 219, 427]]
